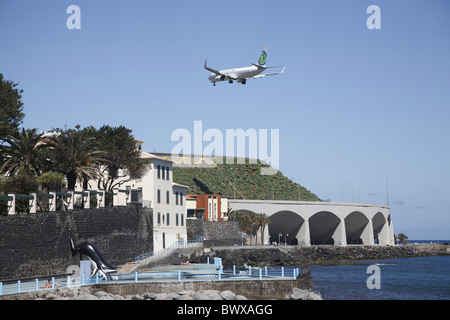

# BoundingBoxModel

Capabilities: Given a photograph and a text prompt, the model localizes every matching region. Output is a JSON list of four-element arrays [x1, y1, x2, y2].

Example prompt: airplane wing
[[204, 60, 238, 81], [204, 60, 221, 75], [252, 66, 285, 79]]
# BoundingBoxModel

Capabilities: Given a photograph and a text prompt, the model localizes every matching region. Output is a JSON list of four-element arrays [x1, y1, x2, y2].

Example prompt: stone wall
[[92, 276, 313, 300], [186, 219, 240, 247], [0, 206, 153, 281]]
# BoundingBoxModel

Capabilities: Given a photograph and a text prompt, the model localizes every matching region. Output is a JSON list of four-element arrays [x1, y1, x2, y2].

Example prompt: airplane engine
[[216, 75, 226, 81]]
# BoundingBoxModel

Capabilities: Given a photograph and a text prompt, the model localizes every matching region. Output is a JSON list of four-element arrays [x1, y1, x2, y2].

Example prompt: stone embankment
[[195, 245, 429, 266], [2, 286, 321, 300]]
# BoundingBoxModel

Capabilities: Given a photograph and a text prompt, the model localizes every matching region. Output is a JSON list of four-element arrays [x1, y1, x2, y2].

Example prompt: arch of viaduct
[[228, 200, 394, 246]]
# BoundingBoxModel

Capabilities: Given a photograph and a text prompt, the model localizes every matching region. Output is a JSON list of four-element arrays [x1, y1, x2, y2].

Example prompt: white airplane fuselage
[[208, 65, 265, 84]]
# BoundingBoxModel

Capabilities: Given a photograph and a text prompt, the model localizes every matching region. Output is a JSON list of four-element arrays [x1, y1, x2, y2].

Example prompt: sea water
[[309, 255, 450, 300]]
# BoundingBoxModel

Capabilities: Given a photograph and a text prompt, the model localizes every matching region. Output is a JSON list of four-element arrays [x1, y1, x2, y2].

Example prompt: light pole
[[355, 184, 364, 203], [278, 233, 282, 245], [284, 233, 289, 245]]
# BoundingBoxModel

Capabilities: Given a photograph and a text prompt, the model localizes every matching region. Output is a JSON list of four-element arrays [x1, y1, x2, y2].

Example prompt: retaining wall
[[0, 206, 153, 280], [92, 276, 313, 300]]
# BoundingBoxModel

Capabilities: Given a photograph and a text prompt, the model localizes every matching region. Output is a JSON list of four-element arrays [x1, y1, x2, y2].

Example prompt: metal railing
[[0, 265, 302, 297], [134, 237, 203, 264]]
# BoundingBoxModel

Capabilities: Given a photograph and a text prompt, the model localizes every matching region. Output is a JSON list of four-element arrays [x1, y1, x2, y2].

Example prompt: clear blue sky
[[1, 0, 449, 239]]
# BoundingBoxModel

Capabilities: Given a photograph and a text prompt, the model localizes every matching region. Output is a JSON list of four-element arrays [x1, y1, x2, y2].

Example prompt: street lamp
[[278, 233, 282, 245], [284, 233, 289, 245]]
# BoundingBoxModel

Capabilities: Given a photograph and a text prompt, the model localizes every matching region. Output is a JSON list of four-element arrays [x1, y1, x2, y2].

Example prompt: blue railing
[[134, 237, 203, 264], [0, 265, 302, 297]]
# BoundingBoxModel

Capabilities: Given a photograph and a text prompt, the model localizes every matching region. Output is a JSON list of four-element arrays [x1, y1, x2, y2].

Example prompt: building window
[[157, 189, 161, 204], [157, 165, 161, 179], [181, 214, 184, 226], [208, 203, 212, 220], [175, 192, 179, 205], [166, 167, 169, 180], [157, 212, 161, 225], [162, 165, 165, 180], [176, 213, 179, 226], [180, 192, 183, 206], [166, 190, 170, 204], [166, 213, 170, 226]]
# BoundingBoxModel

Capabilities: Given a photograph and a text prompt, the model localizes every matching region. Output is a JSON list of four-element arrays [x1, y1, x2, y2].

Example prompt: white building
[[76, 141, 188, 253]]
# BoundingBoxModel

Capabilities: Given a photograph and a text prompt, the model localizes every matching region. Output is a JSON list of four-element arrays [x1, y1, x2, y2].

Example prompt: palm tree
[[46, 128, 106, 190], [255, 213, 271, 245], [0, 128, 47, 176]]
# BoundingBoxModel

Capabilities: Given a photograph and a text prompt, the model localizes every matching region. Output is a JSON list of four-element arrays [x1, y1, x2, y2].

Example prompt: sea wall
[[194, 245, 429, 266], [0, 206, 153, 281], [92, 275, 313, 300]]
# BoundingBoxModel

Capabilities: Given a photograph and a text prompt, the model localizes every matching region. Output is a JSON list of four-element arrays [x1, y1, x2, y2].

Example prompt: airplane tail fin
[[257, 45, 268, 66]]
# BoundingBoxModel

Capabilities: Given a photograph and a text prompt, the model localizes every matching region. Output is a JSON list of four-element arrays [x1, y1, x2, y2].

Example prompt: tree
[[46, 127, 105, 190], [228, 211, 258, 245], [0, 128, 47, 177], [0, 74, 25, 145], [37, 171, 65, 192], [90, 125, 146, 191], [255, 213, 271, 245]]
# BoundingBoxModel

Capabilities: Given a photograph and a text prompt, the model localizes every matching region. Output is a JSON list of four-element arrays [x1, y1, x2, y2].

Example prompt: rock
[[307, 291, 322, 300], [155, 293, 177, 300], [289, 287, 323, 300], [56, 288, 71, 297], [45, 293, 59, 300], [143, 292, 157, 300], [4, 286, 250, 301], [290, 288, 310, 300], [220, 290, 236, 300], [94, 290, 109, 298], [195, 290, 221, 300], [18, 292, 34, 300], [176, 294, 194, 300]]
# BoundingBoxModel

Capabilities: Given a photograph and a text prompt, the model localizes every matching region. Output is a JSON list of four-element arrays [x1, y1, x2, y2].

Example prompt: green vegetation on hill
[[173, 159, 321, 201]]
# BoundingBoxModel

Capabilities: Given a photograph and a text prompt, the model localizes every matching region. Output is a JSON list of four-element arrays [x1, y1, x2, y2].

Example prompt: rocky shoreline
[[194, 244, 429, 266], [2, 286, 322, 300]]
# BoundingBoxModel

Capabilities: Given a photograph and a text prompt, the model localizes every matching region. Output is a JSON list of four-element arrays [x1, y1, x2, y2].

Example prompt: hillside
[[172, 159, 321, 201]]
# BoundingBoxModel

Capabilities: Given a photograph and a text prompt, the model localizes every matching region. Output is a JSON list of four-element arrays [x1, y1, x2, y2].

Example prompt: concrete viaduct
[[228, 200, 394, 246]]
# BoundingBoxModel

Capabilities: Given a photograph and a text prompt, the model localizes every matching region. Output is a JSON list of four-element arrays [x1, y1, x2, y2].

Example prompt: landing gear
[[229, 80, 233, 84], [213, 83, 216, 86], [241, 79, 247, 85]]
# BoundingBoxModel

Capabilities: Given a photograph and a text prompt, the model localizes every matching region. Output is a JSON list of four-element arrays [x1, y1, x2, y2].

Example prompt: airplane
[[204, 45, 285, 86]]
